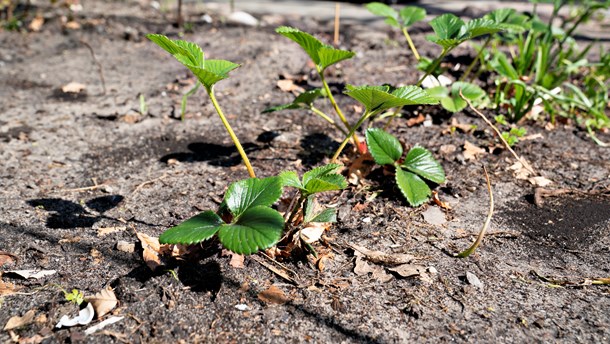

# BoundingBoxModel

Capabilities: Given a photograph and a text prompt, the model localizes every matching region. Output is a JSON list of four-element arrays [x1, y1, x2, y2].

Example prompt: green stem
[[319, 69, 364, 153], [416, 49, 449, 86], [331, 110, 371, 162], [310, 105, 349, 136], [207, 87, 256, 178], [402, 27, 420, 61], [461, 36, 491, 82]]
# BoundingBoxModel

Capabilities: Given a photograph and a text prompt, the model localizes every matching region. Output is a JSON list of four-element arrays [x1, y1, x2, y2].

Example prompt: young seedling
[[331, 84, 438, 161], [426, 81, 487, 113], [147, 34, 256, 177], [365, 2, 426, 60], [275, 26, 363, 151], [365, 128, 445, 206], [159, 176, 285, 254]]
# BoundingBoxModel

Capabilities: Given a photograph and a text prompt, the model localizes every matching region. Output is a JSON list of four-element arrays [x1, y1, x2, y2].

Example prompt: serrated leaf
[[426, 85, 449, 99], [159, 211, 223, 245], [365, 128, 403, 165], [302, 163, 342, 186], [263, 89, 325, 113], [365, 2, 398, 19], [345, 85, 437, 115], [147, 34, 200, 64], [465, 18, 504, 39], [428, 13, 466, 41], [262, 103, 300, 113], [225, 177, 283, 218], [308, 208, 337, 223], [399, 6, 426, 27], [304, 175, 347, 194], [276, 26, 323, 65], [218, 206, 284, 255], [318, 46, 356, 70], [279, 171, 303, 189], [173, 39, 204, 67], [402, 146, 446, 184], [395, 168, 431, 207], [384, 17, 400, 28], [452, 81, 485, 101]]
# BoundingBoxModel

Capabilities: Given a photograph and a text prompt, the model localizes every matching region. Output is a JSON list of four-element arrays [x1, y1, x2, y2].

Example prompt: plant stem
[[456, 165, 493, 258], [319, 70, 364, 153], [310, 105, 348, 136], [331, 110, 371, 162], [461, 36, 492, 82], [286, 194, 306, 226], [207, 87, 256, 178], [402, 27, 420, 61], [416, 48, 449, 86]]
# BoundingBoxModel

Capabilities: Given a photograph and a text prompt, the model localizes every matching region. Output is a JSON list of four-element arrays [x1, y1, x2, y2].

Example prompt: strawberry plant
[[366, 128, 445, 206], [159, 176, 285, 254], [147, 34, 256, 177]]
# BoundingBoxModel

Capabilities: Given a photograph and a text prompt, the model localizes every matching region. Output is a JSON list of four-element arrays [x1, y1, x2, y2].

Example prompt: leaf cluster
[[365, 2, 426, 29], [366, 128, 445, 206]]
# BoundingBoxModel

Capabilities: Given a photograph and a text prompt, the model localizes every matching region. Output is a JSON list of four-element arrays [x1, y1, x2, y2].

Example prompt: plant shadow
[[160, 141, 260, 167], [298, 133, 342, 167], [26, 195, 124, 229]]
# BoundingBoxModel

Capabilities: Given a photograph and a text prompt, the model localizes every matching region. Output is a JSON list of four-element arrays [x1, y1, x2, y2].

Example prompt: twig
[[333, 3, 340, 45], [80, 39, 107, 95], [460, 89, 536, 176], [456, 166, 494, 258], [132, 173, 169, 195], [62, 182, 109, 193], [250, 254, 300, 286]]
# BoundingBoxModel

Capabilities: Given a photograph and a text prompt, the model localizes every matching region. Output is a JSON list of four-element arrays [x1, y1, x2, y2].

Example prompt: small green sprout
[[65, 289, 85, 305], [365, 2, 426, 60], [366, 128, 445, 206], [147, 34, 256, 177], [426, 81, 487, 113]]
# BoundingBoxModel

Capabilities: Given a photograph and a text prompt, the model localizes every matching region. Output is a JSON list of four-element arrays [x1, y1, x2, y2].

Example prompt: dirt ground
[[1, 1, 609, 343]]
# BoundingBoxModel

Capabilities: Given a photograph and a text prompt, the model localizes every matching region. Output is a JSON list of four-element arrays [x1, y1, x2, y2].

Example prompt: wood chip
[[350, 244, 414, 265], [257, 285, 290, 305], [4, 310, 36, 331]]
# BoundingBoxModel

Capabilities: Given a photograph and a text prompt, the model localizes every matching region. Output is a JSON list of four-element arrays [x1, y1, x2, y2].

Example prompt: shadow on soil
[[160, 141, 260, 167], [26, 195, 125, 229]]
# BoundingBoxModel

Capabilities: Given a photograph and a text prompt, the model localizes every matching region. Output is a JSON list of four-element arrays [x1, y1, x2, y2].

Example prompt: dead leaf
[[116, 241, 135, 253], [257, 285, 290, 305], [86, 286, 117, 318], [528, 176, 553, 187], [300, 223, 328, 244], [507, 161, 532, 180], [17, 334, 45, 344], [276, 79, 304, 94], [350, 244, 414, 265], [29, 15, 44, 32], [421, 206, 447, 225], [0, 279, 16, 296], [353, 256, 375, 276], [55, 302, 94, 328], [136, 232, 170, 270], [431, 191, 452, 210], [388, 264, 426, 278], [5, 270, 56, 280], [229, 253, 245, 269], [0, 252, 16, 267], [64, 21, 81, 30], [463, 141, 486, 161], [439, 144, 457, 156], [61, 82, 86, 93], [97, 226, 126, 237], [316, 253, 333, 271], [4, 310, 36, 331], [406, 114, 425, 127], [444, 118, 476, 134]]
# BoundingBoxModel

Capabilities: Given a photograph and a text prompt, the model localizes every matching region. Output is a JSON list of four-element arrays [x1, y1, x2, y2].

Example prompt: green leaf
[[217, 206, 284, 254], [402, 146, 446, 184], [428, 13, 466, 42], [344, 85, 437, 115], [318, 46, 356, 70], [276, 26, 355, 70], [159, 210, 223, 245], [439, 82, 486, 112], [262, 89, 326, 114], [440, 96, 466, 113], [147, 34, 238, 89], [276, 26, 323, 65], [426, 86, 449, 99], [399, 6, 426, 27], [490, 52, 519, 80], [224, 176, 283, 218], [365, 128, 403, 165], [365, 2, 398, 20], [279, 171, 303, 189], [464, 18, 504, 39], [395, 168, 431, 207], [308, 208, 337, 223], [302, 164, 347, 194]]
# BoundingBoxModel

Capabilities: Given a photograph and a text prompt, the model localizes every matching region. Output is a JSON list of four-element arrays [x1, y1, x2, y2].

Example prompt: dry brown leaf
[[64, 21, 81, 30], [136, 232, 170, 270], [431, 191, 452, 210], [29, 15, 44, 32], [388, 264, 426, 278], [97, 226, 126, 237], [346, 152, 374, 185], [276, 79, 304, 94], [86, 286, 118, 319], [4, 310, 36, 331], [463, 140, 486, 161], [229, 253, 245, 269], [350, 244, 414, 265], [0, 279, 16, 296], [300, 223, 328, 244], [353, 256, 375, 275], [439, 144, 457, 156], [17, 334, 45, 344], [528, 176, 553, 187], [257, 285, 290, 305], [508, 161, 532, 180], [61, 82, 86, 93], [316, 253, 333, 271], [0, 252, 16, 267], [406, 114, 425, 127]]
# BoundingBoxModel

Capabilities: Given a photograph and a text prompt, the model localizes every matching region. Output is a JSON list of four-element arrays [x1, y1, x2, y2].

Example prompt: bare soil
[[1, 1, 609, 343]]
